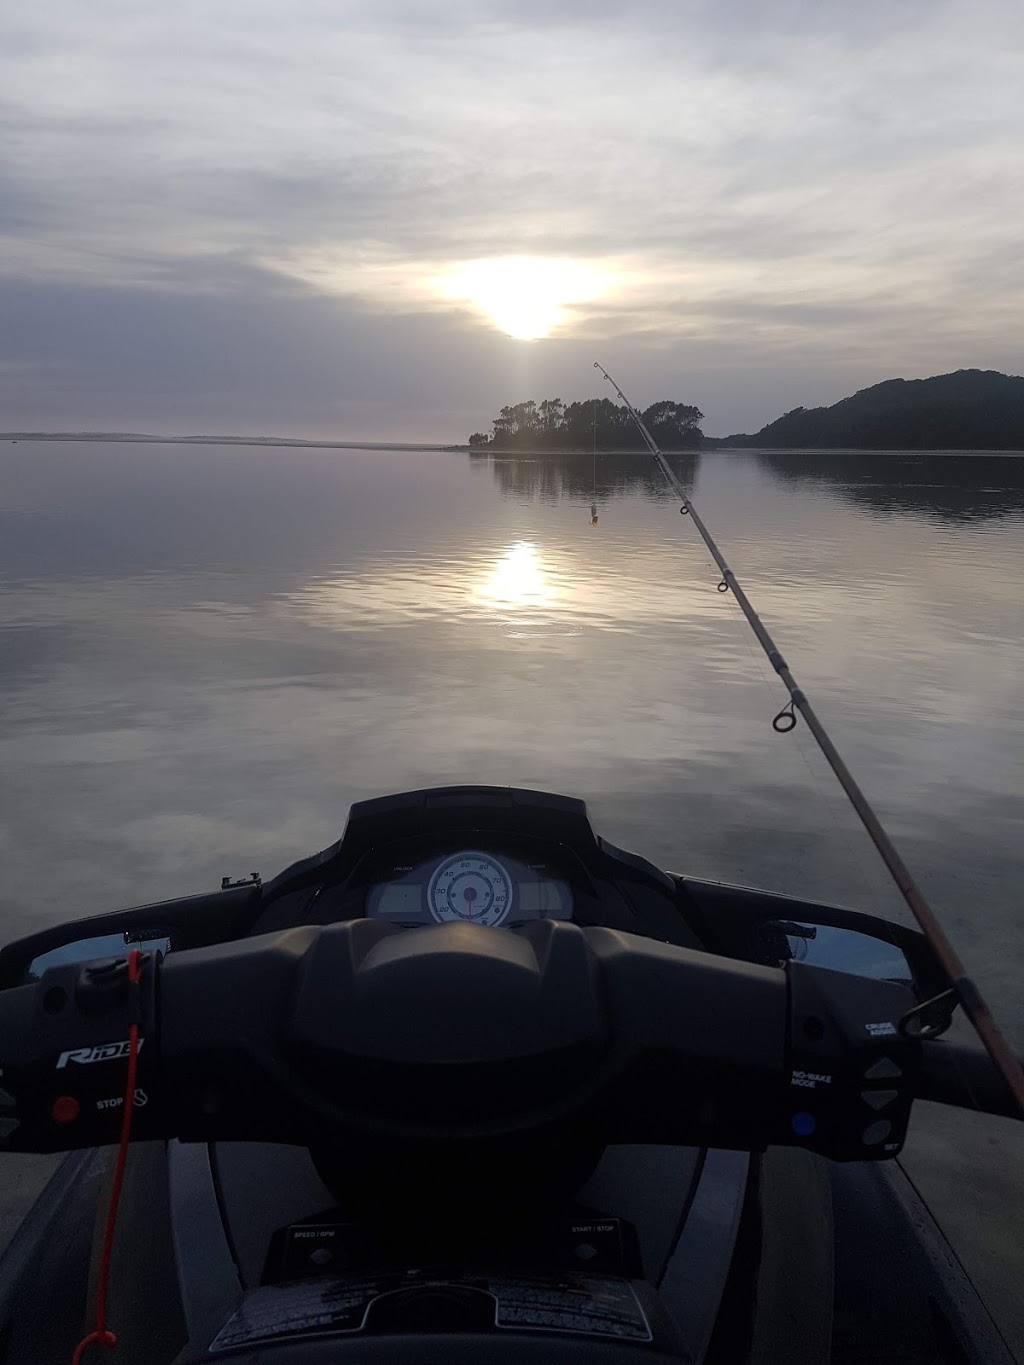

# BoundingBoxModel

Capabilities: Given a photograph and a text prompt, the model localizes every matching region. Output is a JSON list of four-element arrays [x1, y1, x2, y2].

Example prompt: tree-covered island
[[468, 398, 703, 450]]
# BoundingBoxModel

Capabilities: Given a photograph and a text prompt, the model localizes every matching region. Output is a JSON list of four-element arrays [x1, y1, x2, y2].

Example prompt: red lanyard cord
[[71, 948, 143, 1364]]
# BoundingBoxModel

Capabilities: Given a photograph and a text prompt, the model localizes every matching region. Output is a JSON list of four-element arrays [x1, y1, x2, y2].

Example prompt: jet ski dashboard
[[251, 786, 696, 947], [0, 783, 1017, 1173]]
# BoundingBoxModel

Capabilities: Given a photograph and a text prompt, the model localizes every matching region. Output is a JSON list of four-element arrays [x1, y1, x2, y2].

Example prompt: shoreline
[[0, 433, 455, 452], [3, 434, 1022, 456]]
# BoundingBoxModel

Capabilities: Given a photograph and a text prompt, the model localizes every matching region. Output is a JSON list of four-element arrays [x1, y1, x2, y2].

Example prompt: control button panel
[[864, 1057, 902, 1081], [780, 965, 918, 1161]]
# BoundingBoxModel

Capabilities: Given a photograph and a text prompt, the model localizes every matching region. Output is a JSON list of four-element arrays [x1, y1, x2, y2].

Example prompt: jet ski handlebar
[[0, 919, 1015, 1161]]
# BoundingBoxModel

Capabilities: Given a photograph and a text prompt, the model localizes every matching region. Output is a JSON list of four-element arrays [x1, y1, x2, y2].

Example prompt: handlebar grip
[[916, 1042, 1021, 1120]]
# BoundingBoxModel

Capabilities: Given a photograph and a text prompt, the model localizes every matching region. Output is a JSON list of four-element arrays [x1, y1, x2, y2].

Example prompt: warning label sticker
[[209, 1277, 385, 1350], [491, 1273, 651, 1341], [209, 1271, 651, 1351]]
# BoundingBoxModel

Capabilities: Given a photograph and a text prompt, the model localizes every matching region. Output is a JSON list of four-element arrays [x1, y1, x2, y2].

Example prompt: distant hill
[[711, 369, 1024, 450]]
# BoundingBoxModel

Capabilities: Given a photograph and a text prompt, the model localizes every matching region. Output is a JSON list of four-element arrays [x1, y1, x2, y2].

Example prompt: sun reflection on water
[[275, 533, 724, 644], [476, 542, 553, 612]]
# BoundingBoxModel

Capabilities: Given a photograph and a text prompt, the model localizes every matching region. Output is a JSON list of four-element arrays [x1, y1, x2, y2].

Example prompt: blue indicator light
[[791, 1111, 816, 1137]]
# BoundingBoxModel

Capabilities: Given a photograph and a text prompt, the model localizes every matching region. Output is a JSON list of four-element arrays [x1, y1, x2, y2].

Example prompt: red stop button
[[52, 1095, 80, 1124]]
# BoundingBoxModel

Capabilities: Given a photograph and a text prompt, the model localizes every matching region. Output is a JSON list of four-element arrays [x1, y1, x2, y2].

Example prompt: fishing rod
[[594, 360, 1024, 1114]]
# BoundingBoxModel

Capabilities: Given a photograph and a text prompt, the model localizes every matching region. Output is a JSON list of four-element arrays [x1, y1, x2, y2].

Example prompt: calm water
[[1, 442, 1023, 1042]]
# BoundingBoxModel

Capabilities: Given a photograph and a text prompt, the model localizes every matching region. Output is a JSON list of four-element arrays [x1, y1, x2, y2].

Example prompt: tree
[[538, 398, 564, 436], [468, 432, 489, 446], [641, 401, 705, 449], [474, 395, 705, 449], [492, 406, 515, 444], [508, 401, 539, 440]]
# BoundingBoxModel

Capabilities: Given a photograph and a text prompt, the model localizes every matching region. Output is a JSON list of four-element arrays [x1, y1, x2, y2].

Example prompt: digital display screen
[[516, 881, 571, 916], [370, 875, 572, 921], [375, 884, 424, 916]]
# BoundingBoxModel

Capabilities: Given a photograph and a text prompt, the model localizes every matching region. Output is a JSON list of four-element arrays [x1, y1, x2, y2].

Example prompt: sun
[[439, 257, 608, 340]]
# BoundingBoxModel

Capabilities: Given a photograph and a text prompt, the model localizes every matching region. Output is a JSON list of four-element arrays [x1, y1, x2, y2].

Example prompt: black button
[[864, 1057, 901, 1080], [862, 1120, 892, 1145], [861, 1089, 898, 1111]]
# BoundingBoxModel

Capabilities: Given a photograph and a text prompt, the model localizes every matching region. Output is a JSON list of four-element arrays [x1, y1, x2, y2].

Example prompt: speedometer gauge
[[427, 852, 513, 927]]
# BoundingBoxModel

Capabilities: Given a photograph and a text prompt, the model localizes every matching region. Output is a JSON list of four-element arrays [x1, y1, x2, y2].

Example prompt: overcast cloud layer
[[2, 0, 1022, 438]]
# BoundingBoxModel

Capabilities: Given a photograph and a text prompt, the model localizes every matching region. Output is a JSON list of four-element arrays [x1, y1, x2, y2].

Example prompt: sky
[[1, 0, 1022, 439]]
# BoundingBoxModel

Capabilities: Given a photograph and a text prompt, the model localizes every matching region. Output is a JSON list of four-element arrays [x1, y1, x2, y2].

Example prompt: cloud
[[1, 0, 1022, 431]]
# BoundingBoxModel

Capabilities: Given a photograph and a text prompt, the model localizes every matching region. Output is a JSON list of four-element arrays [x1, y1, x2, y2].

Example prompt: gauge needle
[[464, 886, 477, 922]]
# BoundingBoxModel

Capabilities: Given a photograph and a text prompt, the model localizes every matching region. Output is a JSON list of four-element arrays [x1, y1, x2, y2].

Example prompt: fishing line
[[595, 360, 1024, 1113], [590, 397, 599, 527]]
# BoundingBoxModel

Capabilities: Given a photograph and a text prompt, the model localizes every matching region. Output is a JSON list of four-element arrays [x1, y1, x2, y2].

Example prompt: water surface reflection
[[0, 442, 1021, 1051], [756, 449, 1024, 523], [2, 438, 1022, 1346]]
